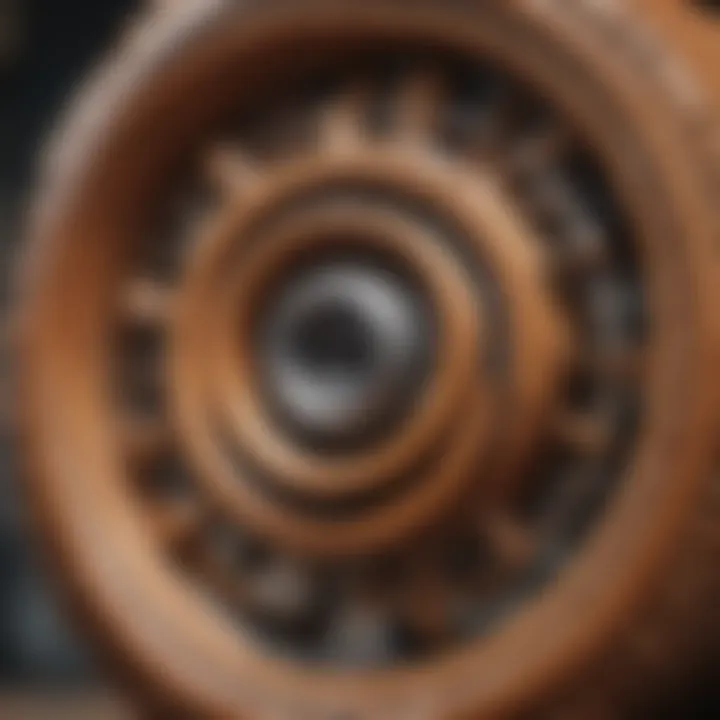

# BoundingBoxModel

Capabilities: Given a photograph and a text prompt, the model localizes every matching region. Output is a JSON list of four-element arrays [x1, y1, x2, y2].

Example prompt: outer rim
[[16, 1, 719, 717]]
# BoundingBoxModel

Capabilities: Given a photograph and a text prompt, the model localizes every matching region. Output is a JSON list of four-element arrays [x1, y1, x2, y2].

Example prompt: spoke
[[507, 123, 570, 180], [204, 144, 260, 197], [553, 237, 609, 278], [150, 497, 205, 554], [538, 466, 601, 538], [326, 602, 395, 666], [395, 561, 452, 645], [201, 532, 322, 628], [122, 416, 171, 466], [532, 175, 609, 277], [319, 82, 370, 154], [198, 534, 248, 602], [242, 560, 320, 625], [553, 408, 612, 456], [543, 238, 609, 290], [469, 87, 520, 163], [394, 68, 445, 143], [121, 278, 174, 327], [585, 345, 646, 382], [601, 346, 646, 381], [483, 514, 536, 570]]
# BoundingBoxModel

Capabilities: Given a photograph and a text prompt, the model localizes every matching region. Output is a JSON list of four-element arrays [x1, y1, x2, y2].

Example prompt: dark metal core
[[258, 259, 434, 451]]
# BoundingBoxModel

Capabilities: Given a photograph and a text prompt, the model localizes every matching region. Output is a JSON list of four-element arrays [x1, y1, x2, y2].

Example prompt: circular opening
[[290, 300, 376, 379], [257, 255, 436, 449]]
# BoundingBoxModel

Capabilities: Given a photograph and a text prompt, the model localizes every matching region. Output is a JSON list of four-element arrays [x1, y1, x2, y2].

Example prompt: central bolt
[[292, 301, 375, 378], [259, 258, 434, 451]]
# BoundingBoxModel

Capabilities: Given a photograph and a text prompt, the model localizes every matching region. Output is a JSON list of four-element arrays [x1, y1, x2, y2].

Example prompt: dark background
[[0, 2, 717, 716]]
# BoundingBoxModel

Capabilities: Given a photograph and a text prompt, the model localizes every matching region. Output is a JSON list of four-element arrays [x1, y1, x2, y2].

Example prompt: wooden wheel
[[14, 1, 720, 717]]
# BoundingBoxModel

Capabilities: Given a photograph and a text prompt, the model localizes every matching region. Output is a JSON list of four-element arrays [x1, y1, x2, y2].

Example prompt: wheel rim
[[18, 2, 719, 717]]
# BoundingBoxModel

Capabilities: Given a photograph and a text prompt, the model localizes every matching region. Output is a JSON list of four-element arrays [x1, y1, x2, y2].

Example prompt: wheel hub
[[260, 255, 433, 450], [169, 148, 568, 556]]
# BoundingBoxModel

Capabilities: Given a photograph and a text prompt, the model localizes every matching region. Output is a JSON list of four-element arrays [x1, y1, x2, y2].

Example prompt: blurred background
[[0, 2, 718, 717]]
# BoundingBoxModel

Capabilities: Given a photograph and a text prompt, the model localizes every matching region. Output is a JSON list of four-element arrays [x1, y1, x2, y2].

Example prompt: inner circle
[[259, 258, 433, 451], [292, 300, 375, 378]]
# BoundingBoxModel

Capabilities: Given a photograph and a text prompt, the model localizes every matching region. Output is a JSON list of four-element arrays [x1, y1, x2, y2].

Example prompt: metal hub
[[259, 257, 433, 451]]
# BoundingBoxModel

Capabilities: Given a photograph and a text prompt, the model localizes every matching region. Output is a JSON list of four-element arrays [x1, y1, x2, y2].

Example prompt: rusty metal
[[13, 1, 720, 718]]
